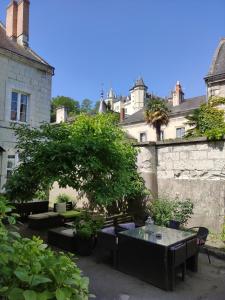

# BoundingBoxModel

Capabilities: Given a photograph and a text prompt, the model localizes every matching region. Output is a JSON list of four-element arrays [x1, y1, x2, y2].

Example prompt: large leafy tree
[[6, 114, 141, 210], [51, 96, 80, 122], [145, 97, 169, 141], [185, 96, 225, 140], [81, 99, 93, 113]]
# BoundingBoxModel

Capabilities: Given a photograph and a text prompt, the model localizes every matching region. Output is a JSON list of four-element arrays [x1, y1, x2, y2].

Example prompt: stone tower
[[205, 38, 225, 99], [130, 77, 147, 114]]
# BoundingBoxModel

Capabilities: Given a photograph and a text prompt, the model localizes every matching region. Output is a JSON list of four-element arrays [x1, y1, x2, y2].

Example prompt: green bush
[[0, 197, 90, 300], [147, 198, 194, 227], [74, 211, 104, 239]]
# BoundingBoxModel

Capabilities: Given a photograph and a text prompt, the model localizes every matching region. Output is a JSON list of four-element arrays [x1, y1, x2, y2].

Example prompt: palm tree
[[145, 97, 169, 141]]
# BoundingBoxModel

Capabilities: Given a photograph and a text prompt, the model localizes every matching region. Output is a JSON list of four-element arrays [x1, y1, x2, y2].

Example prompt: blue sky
[[0, 0, 225, 105]]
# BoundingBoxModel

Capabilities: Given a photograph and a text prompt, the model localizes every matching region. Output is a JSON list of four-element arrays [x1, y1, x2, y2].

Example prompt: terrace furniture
[[189, 226, 211, 264], [96, 215, 136, 267], [117, 225, 198, 291], [48, 226, 76, 252], [59, 210, 82, 223], [11, 200, 49, 220], [169, 243, 186, 290], [28, 212, 62, 230]]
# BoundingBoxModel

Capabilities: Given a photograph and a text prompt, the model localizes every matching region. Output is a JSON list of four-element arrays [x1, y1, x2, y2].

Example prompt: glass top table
[[119, 224, 196, 247]]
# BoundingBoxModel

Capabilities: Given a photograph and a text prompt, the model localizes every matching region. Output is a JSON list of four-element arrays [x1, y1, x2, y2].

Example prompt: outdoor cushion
[[47, 212, 59, 218], [118, 222, 136, 230], [28, 213, 49, 220], [101, 226, 115, 235], [61, 229, 75, 237], [60, 210, 81, 219]]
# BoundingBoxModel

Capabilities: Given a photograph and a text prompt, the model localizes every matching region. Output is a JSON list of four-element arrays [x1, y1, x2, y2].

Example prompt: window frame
[[10, 91, 29, 123], [176, 127, 185, 138], [139, 132, 147, 142]]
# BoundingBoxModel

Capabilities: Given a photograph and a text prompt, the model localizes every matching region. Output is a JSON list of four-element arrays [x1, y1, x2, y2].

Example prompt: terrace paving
[[19, 223, 225, 300]]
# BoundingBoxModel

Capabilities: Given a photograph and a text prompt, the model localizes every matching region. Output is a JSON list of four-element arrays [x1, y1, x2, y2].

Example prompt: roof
[[206, 38, 225, 81], [0, 22, 54, 73], [121, 95, 206, 125], [130, 77, 148, 90]]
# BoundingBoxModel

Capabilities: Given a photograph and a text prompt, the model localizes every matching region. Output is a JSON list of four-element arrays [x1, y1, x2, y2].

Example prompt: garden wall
[[136, 138, 225, 233]]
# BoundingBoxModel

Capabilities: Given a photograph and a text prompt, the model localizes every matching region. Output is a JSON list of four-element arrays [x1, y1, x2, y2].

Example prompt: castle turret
[[130, 77, 147, 114]]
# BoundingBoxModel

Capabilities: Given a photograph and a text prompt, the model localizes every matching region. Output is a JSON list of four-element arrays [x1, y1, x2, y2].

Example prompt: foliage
[[185, 96, 225, 140], [106, 171, 149, 221], [145, 97, 169, 141], [51, 96, 80, 122], [0, 196, 90, 300], [147, 198, 194, 226], [173, 199, 194, 224], [80, 99, 93, 113], [56, 194, 72, 203], [5, 113, 138, 209], [221, 218, 225, 242], [74, 211, 104, 239]]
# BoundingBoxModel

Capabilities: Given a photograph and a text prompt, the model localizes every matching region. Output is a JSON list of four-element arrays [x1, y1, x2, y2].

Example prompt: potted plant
[[73, 212, 104, 256], [172, 199, 194, 228], [55, 194, 72, 213]]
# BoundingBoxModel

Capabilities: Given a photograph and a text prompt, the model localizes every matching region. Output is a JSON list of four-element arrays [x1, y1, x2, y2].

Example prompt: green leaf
[[8, 288, 24, 300], [31, 275, 52, 287], [14, 270, 30, 283], [55, 288, 68, 300], [23, 290, 37, 300], [36, 291, 53, 300]]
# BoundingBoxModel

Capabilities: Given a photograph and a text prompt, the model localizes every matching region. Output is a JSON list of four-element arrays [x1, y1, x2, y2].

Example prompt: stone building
[[103, 38, 225, 142], [0, 0, 54, 192]]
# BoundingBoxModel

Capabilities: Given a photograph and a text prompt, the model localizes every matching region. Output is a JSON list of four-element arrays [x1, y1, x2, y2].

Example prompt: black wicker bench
[[48, 226, 76, 252]]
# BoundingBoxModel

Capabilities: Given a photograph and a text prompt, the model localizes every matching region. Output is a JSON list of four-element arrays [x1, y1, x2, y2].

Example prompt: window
[[11, 92, 28, 122], [160, 130, 164, 141], [140, 132, 147, 142], [7, 155, 15, 178], [176, 127, 185, 138]]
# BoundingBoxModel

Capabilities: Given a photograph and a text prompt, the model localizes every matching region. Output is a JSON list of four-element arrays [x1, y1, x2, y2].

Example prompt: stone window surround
[[176, 126, 185, 138], [10, 91, 29, 123], [5, 80, 32, 124], [139, 131, 147, 142]]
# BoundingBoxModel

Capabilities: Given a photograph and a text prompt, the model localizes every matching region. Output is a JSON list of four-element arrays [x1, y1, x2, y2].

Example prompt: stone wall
[[136, 138, 225, 233], [0, 52, 52, 191]]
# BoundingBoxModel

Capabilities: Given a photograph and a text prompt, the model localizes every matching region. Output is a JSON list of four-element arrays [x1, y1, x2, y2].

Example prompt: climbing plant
[[185, 96, 225, 140]]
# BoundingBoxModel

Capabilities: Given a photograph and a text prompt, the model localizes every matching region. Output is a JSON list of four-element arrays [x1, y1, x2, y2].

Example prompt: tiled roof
[[206, 38, 225, 78], [0, 22, 54, 72], [121, 95, 206, 125]]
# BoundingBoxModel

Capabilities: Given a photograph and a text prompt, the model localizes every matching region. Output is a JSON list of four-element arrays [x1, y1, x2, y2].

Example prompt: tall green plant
[[5, 113, 139, 209]]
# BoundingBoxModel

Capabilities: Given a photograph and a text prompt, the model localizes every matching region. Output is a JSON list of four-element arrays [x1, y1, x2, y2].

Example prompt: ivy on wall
[[185, 96, 225, 140]]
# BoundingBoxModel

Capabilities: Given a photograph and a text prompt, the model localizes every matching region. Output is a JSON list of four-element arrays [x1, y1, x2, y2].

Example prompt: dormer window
[[11, 92, 28, 123]]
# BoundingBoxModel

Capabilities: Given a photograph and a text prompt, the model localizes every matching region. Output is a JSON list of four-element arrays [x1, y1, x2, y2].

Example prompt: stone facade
[[0, 1, 54, 192], [136, 138, 225, 233]]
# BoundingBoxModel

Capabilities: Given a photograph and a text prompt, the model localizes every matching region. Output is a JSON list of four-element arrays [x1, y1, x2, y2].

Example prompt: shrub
[[147, 198, 194, 227], [56, 194, 72, 203], [0, 197, 90, 300], [74, 211, 104, 239]]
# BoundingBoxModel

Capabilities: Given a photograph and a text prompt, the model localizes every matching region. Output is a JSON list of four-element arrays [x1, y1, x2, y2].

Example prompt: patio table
[[117, 225, 197, 291]]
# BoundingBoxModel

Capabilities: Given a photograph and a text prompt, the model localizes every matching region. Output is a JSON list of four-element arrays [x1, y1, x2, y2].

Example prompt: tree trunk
[[156, 123, 161, 141]]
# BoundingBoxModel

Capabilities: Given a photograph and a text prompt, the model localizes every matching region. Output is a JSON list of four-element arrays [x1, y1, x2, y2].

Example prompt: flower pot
[[56, 202, 66, 213], [75, 235, 95, 256]]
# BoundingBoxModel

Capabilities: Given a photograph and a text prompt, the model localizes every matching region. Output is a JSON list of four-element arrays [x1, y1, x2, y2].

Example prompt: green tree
[[81, 98, 92, 113], [51, 96, 80, 122], [145, 97, 169, 141], [185, 96, 225, 140], [6, 114, 140, 210]]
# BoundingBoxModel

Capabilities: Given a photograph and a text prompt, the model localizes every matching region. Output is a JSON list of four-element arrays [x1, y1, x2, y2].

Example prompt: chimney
[[17, 0, 30, 47], [6, 1, 18, 39], [56, 106, 68, 123], [172, 81, 184, 106]]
